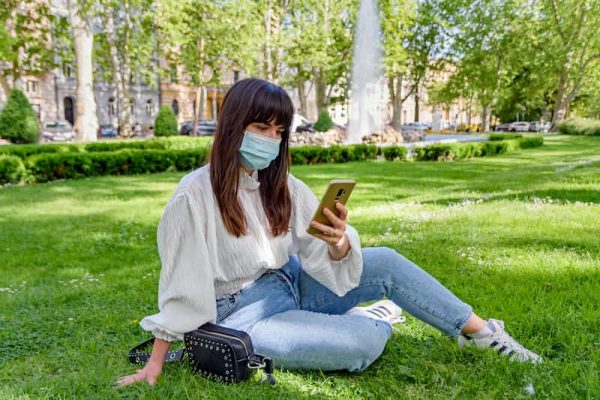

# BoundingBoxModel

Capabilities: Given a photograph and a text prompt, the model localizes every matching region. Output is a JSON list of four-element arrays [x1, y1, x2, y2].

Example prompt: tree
[[313, 110, 334, 132], [154, 105, 177, 136], [433, 0, 531, 131], [0, 88, 40, 144], [97, 0, 157, 137], [156, 0, 259, 134], [284, 0, 358, 115], [537, 0, 600, 125], [0, 0, 55, 94], [67, 0, 99, 141]]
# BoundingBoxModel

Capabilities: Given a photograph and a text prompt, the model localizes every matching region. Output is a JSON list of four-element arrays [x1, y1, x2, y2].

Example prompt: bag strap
[[128, 337, 184, 365], [248, 354, 276, 385], [128, 337, 275, 385]]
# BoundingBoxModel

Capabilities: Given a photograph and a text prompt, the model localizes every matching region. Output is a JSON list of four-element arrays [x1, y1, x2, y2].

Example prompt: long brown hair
[[209, 78, 294, 237]]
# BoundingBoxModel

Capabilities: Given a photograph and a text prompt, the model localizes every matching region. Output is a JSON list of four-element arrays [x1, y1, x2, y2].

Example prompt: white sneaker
[[458, 319, 543, 364], [345, 300, 406, 325]]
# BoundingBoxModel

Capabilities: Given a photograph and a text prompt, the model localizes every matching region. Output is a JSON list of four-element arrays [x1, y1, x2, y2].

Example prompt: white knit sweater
[[139, 164, 363, 342]]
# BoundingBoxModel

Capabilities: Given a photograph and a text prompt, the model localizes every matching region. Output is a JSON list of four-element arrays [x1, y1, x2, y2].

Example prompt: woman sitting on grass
[[118, 78, 541, 387]]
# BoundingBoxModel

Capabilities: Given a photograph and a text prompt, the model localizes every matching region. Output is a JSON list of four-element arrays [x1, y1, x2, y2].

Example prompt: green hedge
[[0, 137, 213, 159], [0, 143, 82, 159], [0, 137, 543, 186], [0, 155, 26, 185], [557, 117, 600, 136], [414, 137, 543, 161], [290, 144, 379, 165], [26, 149, 207, 183], [84, 141, 166, 152], [488, 133, 523, 141], [381, 146, 408, 161]]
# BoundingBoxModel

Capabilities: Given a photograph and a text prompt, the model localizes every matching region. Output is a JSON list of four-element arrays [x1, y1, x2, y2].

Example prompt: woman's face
[[245, 120, 284, 140]]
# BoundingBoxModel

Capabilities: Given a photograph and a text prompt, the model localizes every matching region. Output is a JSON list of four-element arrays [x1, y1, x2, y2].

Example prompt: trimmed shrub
[[85, 141, 166, 152], [290, 144, 379, 165], [0, 89, 40, 144], [516, 137, 544, 149], [26, 148, 207, 183], [313, 110, 334, 132], [153, 136, 212, 150], [0, 143, 81, 159], [154, 106, 178, 137], [488, 133, 522, 141], [413, 138, 542, 162], [557, 117, 600, 136], [0, 155, 25, 185], [381, 146, 408, 161]]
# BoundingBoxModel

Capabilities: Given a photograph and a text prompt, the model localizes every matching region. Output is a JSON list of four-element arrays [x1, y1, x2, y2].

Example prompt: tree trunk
[[264, 4, 273, 81], [211, 88, 217, 120], [481, 106, 490, 132], [192, 38, 206, 136], [297, 80, 307, 116], [193, 84, 202, 136], [551, 74, 568, 127], [314, 70, 328, 115], [389, 74, 403, 131], [68, 0, 98, 142], [105, 10, 125, 135], [414, 91, 420, 122], [119, 3, 133, 137]]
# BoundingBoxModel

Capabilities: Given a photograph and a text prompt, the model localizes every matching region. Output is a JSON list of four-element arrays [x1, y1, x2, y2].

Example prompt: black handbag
[[129, 323, 275, 384]]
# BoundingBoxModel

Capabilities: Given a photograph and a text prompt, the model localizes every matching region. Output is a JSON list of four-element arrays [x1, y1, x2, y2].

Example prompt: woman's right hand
[[117, 360, 163, 387]]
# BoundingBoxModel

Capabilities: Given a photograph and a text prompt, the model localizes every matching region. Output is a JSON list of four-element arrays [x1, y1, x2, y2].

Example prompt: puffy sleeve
[[139, 190, 216, 342], [289, 176, 363, 296]]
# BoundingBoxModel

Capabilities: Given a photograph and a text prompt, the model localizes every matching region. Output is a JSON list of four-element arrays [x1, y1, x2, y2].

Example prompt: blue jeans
[[215, 247, 472, 372]]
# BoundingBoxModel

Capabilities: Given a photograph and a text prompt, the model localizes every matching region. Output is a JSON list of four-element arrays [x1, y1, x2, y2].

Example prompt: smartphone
[[306, 179, 356, 236]]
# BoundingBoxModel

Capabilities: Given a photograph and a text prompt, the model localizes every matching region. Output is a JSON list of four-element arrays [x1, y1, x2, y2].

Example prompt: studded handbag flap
[[128, 323, 275, 385]]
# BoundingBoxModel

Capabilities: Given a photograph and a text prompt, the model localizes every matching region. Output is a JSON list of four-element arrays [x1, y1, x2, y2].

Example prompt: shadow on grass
[[421, 188, 600, 206]]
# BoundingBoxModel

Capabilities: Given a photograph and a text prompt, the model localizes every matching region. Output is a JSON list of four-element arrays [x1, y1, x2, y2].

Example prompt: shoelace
[[487, 321, 531, 358]]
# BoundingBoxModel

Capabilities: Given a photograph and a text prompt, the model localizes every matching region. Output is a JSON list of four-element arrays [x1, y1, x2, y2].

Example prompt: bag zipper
[[196, 328, 251, 358]]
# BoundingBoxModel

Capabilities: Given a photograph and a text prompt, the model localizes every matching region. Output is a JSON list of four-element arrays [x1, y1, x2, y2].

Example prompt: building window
[[145, 99, 153, 117], [171, 99, 179, 116], [233, 70, 239, 83], [26, 80, 37, 93], [130, 98, 135, 116], [63, 63, 73, 78], [108, 97, 116, 116], [31, 104, 41, 119]]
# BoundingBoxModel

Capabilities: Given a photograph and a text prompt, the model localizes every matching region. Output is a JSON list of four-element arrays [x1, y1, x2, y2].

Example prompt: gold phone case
[[306, 179, 356, 236]]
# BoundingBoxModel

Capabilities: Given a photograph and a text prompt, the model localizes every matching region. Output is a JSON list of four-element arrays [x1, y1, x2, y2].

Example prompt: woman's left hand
[[309, 202, 351, 260]]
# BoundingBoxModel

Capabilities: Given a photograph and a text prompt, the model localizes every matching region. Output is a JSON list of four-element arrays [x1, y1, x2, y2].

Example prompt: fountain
[[346, 0, 387, 144], [290, 0, 420, 147]]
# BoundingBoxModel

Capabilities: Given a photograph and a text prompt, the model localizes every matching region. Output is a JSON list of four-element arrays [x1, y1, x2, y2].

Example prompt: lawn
[[1, 135, 599, 399]]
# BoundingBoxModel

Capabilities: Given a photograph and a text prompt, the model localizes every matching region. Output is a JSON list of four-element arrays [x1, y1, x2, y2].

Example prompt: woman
[[118, 78, 540, 387]]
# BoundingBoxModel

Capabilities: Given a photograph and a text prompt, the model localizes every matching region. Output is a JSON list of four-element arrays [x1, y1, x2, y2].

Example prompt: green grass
[[1, 135, 599, 399]]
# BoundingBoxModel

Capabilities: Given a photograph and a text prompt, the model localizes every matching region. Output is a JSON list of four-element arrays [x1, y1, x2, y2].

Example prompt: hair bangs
[[247, 83, 294, 132]]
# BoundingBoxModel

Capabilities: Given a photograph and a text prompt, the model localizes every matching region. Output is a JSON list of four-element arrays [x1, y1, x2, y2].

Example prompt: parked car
[[41, 120, 75, 142], [495, 123, 512, 132], [292, 114, 311, 133], [295, 122, 316, 133], [179, 120, 217, 136], [529, 121, 550, 132], [401, 122, 431, 133], [508, 121, 530, 132], [98, 124, 118, 138]]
